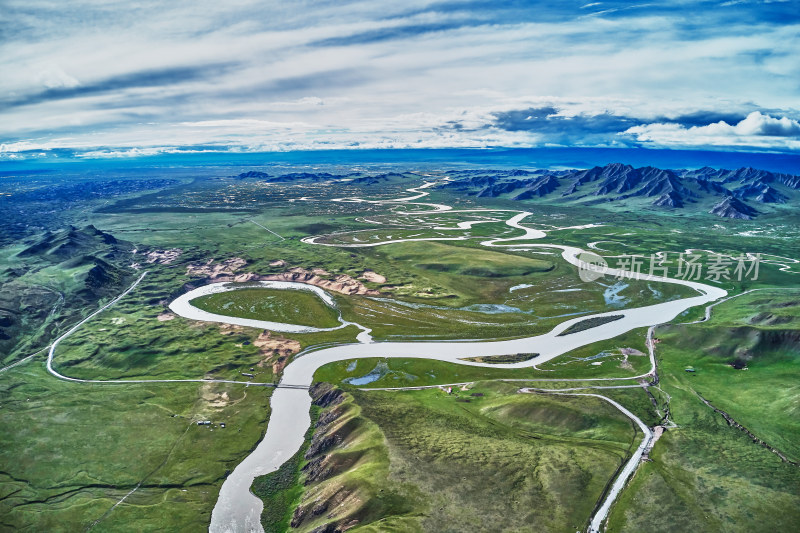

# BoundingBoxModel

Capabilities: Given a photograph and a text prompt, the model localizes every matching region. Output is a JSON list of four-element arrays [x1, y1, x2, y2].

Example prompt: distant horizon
[[2, 146, 799, 175]]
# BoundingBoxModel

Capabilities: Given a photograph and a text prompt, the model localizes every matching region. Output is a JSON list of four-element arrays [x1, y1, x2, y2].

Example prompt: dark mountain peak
[[17, 225, 123, 259], [346, 173, 402, 185], [721, 167, 776, 185], [710, 196, 759, 219], [775, 173, 800, 189], [234, 171, 271, 179], [598, 163, 636, 180], [562, 163, 629, 195], [637, 169, 693, 198], [82, 224, 117, 243], [681, 166, 725, 180], [755, 186, 786, 204], [691, 178, 730, 195], [437, 162, 799, 217], [509, 169, 537, 176], [595, 164, 642, 195], [439, 175, 497, 191], [732, 183, 786, 204], [476, 181, 522, 197], [513, 175, 560, 200], [603, 162, 634, 173]]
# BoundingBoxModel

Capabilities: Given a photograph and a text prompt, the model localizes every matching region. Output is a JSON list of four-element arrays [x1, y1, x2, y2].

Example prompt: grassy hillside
[[607, 289, 800, 532], [280, 382, 642, 533]]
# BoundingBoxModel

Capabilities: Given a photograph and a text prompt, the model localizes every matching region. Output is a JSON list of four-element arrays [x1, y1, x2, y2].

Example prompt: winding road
[[36, 179, 731, 533]]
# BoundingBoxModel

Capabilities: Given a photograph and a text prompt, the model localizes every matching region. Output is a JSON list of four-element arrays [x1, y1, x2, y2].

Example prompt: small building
[[197, 420, 211, 426], [684, 368, 696, 373]]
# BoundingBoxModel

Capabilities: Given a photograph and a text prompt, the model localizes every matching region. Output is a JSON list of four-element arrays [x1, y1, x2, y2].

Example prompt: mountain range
[[438, 163, 800, 219]]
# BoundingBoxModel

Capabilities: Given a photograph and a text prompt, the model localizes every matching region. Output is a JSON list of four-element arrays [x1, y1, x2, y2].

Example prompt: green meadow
[[192, 287, 341, 329], [0, 363, 272, 532], [606, 289, 800, 532], [275, 382, 643, 533]]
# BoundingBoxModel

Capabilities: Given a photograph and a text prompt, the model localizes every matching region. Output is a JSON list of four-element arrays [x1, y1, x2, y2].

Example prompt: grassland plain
[[0, 363, 272, 532], [606, 289, 800, 532], [2, 168, 799, 532], [277, 381, 643, 533]]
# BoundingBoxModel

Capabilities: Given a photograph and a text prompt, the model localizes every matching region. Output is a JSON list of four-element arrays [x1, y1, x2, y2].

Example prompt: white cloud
[[1, 1, 799, 153], [35, 66, 80, 89], [731, 111, 800, 136], [622, 111, 800, 150]]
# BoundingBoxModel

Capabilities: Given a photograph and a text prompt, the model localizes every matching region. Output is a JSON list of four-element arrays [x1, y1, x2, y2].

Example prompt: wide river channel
[[170, 244, 726, 533]]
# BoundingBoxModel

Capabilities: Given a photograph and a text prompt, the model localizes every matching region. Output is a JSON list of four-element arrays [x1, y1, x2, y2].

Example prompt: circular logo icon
[[577, 251, 608, 282]]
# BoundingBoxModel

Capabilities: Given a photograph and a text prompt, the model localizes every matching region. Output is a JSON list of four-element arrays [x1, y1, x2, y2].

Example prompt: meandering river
[[188, 182, 727, 533]]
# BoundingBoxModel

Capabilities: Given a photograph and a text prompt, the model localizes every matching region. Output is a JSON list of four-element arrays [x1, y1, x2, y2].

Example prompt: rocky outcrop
[[305, 433, 344, 459], [310, 382, 345, 408], [261, 268, 380, 296], [358, 270, 386, 284], [185, 257, 247, 278], [145, 248, 182, 264], [291, 489, 350, 531], [253, 331, 301, 374], [186, 259, 382, 296]]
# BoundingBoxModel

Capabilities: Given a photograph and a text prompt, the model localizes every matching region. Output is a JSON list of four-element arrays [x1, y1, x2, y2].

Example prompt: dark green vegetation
[[253, 449, 306, 533], [461, 352, 539, 364], [607, 289, 800, 532], [192, 287, 341, 328], [1, 162, 799, 531], [281, 382, 642, 532], [0, 224, 135, 365], [558, 314, 624, 336]]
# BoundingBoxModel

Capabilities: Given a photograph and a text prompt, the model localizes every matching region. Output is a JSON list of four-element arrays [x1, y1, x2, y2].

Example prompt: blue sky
[[1, 0, 798, 157]]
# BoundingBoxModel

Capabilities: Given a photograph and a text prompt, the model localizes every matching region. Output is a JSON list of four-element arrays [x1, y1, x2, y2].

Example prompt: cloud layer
[[1, 1, 798, 156]]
